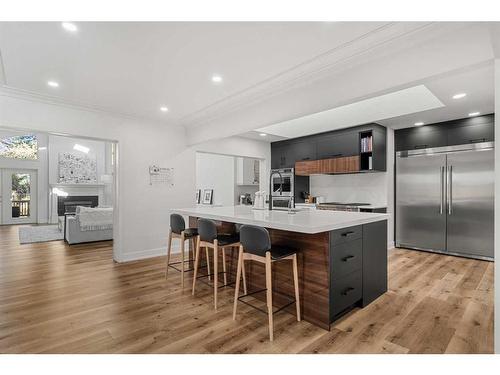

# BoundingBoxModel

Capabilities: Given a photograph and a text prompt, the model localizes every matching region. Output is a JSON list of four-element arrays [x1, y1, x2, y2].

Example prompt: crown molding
[[181, 22, 462, 130], [0, 84, 170, 127]]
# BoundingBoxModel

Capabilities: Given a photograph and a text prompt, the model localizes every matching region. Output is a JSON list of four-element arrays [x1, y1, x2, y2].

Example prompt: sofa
[[66, 206, 113, 245]]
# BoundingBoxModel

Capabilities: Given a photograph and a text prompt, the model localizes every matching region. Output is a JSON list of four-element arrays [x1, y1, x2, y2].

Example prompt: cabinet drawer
[[330, 270, 362, 318], [330, 225, 362, 245], [331, 239, 362, 280]]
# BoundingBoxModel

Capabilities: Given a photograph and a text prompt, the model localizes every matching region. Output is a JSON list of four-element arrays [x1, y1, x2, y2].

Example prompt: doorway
[[1, 169, 38, 225]]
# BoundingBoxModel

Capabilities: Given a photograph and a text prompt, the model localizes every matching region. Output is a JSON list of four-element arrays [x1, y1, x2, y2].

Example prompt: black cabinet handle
[[301, 157, 310, 161], [469, 138, 486, 144], [341, 231, 355, 237], [414, 144, 428, 149], [333, 153, 343, 157], [341, 255, 355, 262], [341, 287, 355, 296]]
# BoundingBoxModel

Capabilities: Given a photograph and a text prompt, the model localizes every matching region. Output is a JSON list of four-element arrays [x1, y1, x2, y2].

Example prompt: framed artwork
[[195, 189, 201, 204], [202, 189, 213, 205], [58, 152, 97, 184]]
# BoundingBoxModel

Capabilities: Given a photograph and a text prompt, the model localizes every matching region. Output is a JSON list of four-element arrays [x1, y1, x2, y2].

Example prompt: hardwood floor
[[0, 225, 493, 353]]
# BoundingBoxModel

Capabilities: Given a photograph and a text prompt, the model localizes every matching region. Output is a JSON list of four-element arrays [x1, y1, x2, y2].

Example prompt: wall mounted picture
[[202, 189, 213, 205], [195, 189, 201, 204], [58, 152, 97, 184]]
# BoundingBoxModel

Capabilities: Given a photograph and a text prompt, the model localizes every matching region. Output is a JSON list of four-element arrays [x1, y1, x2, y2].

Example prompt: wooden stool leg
[[222, 247, 228, 286], [213, 241, 218, 310], [180, 233, 185, 289], [292, 254, 301, 321], [192, 236, 201, 295], [233, 245, 244, 320], [205, 247, 211, 281], [165, 230, 172, 278], [241, 254, 248, 295], [265, 252, 274, 341]]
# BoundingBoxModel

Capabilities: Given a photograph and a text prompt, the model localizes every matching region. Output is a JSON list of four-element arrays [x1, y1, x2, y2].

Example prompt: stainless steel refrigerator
[[396, 142, 494, 260]]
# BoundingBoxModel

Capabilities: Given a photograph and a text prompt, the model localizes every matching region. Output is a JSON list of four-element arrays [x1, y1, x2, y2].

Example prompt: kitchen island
[[171, 205, 388, 330]]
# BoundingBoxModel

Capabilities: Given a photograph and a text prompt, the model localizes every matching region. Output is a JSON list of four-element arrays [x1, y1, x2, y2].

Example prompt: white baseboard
[[388, 241, 395, 249], [115, 243, 181, 263]]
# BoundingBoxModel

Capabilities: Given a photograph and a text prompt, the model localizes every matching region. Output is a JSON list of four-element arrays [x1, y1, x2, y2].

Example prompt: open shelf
[[359, 131, 373, 171]]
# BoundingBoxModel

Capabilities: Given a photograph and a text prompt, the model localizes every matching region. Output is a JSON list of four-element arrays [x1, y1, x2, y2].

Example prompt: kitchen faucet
[[269, 170, 283, 210]]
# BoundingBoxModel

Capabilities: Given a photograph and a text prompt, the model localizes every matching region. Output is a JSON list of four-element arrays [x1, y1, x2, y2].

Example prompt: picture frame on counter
[[195, 189, 201, 204], [202, 189, 213, 205]]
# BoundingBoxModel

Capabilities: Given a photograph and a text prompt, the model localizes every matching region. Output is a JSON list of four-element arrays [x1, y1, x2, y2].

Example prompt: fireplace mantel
[[50, 183, 105, 188]]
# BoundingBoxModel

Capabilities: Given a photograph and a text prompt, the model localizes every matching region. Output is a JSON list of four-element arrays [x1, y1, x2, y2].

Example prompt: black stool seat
[[182, 228, 198, 238], [269, 245, 297, 260], [216, 233, 240, 246]]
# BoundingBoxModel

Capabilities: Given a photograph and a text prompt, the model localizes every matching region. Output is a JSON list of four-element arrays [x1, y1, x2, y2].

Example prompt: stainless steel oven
[[271, 168, 294, 197]]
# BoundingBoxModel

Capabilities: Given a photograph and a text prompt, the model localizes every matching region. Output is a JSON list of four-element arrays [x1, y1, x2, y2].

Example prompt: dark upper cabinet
[[290, 140, 317, 162], [395, 126, 447, 151], [316, 131, 358, 159], [447, 120, 494, 145], [271, 123, 386, 174], [395, 114, 494, 152], [371, 129, 387, 171], [271, 144, 285, 169]]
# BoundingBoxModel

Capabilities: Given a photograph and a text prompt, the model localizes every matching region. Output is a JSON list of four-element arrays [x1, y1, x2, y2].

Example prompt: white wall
[[0, 130, 49, 224], [196, 153, 235, 206], [0, 93, 271, 261]]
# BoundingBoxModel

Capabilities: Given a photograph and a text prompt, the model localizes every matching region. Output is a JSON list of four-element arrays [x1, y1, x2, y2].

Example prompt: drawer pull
[[341, 287, 355, 296], [341, 231, 355, 237], [341, 255, 355, 262], [469, 138, 486, 144], [414, 144, 428, 149]]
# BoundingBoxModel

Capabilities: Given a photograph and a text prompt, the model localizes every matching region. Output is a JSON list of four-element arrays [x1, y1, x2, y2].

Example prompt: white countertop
[[296, 203, 387, 210], [171, 205, 388, 234]]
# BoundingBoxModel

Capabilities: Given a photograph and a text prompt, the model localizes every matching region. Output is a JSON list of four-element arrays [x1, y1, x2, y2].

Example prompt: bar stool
[[192, 218, 244, 310], [233, 224, 301, 341], [165, 214, 199, 289]]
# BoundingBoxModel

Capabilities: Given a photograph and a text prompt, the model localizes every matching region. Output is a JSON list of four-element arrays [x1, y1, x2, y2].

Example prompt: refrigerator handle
[[440, 166, 444, 214], [447, 165, 453, 215]]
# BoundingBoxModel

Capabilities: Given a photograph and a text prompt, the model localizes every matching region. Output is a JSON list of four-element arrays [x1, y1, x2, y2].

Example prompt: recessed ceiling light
[[47, 80, 59, 88], [62, 22, 78, 32], [38, 147, 47, 150], [259, 133, 267, 137], [160, 106, 169, 112], [468, 112, 480, 117], [414, 122, 425, 126], [73, 144, 90, 153], [211, 75, 223, 83], [452, 93, 467, 100]]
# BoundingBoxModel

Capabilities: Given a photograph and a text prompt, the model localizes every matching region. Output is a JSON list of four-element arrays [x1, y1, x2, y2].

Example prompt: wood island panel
[[189, 216, 331, 329]]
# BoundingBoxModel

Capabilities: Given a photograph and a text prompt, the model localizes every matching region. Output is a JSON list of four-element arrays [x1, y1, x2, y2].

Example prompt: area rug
[[18, 225, 63, 244]]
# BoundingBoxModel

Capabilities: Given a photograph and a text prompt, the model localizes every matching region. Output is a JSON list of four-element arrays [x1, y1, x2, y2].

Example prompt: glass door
[[1, 169, 38, 224]]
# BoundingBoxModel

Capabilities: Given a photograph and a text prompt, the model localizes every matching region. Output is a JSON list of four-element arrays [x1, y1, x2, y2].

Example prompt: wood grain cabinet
[[295, 160, 320, 176], [295, 156, 360, 176], [321, 156, 360, 174]]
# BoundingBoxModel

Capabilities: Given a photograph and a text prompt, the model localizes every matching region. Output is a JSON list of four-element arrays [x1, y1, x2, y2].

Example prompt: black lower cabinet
[[329, 220, 388, 322], [361, 220, 388, 306]]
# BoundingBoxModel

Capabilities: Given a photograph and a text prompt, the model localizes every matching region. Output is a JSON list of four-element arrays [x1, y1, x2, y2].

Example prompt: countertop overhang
[[171, 205, 388, 234]]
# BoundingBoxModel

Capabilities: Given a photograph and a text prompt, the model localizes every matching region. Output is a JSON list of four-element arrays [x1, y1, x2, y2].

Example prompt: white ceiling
[[242, 63, 494, 141], [255, 85, 445, 138], [0, 21, 389, 123]]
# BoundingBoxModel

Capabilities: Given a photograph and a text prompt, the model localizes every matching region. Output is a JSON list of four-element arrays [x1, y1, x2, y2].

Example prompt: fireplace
[[57, 195, 99, 216]]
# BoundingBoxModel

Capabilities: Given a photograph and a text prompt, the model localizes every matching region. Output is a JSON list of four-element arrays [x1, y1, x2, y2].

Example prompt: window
[[0, 134, 38, 160]]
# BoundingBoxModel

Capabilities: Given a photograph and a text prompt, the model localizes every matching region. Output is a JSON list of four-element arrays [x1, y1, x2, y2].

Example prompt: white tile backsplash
[[310, 172, 388, 205]]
